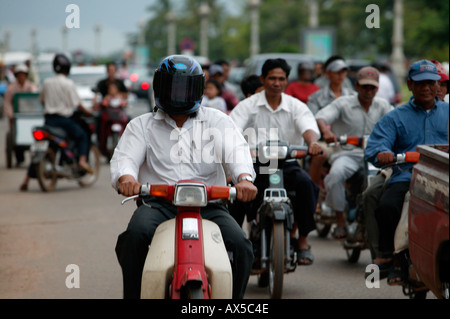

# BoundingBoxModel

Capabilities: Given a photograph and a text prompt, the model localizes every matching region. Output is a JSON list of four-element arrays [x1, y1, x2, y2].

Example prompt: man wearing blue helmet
[[110, 55, 257, 299], [365, 59, 449, 285]]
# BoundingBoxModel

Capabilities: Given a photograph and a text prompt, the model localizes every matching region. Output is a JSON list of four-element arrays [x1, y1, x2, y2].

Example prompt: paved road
[[0, 100, 424, 299]]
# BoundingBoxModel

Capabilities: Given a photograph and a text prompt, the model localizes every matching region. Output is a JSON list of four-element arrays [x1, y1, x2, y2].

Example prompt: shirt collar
[[408, 96, 439, 111], [256, 90, 289, 113]]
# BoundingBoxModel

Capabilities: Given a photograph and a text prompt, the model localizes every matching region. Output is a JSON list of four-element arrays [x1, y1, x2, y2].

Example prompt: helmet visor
[[155, 72, 205, 109]]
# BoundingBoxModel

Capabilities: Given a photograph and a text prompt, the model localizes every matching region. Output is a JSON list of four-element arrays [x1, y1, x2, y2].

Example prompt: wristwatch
[[238, 175, 254, 183]]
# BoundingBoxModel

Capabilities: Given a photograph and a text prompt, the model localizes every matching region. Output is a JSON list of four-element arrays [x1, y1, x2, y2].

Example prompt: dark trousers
[[375, 181, 410, 257], [115, 199, 253, 299], [230, 161, 319, 237], [45, 114, 89, 157]]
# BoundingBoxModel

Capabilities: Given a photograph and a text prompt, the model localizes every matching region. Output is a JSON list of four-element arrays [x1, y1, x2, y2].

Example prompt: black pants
[[375, 181, 410, 257], [230, 161, 319, 237], [115, 199, 253, 299]]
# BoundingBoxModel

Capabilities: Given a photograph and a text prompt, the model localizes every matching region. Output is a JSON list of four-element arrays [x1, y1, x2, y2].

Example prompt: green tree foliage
[[140, 0, 449, 64]]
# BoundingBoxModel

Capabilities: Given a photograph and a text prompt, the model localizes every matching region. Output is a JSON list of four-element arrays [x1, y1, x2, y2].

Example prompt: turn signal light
[[150, 184, 170, 197], [346, 136, 362, 146]]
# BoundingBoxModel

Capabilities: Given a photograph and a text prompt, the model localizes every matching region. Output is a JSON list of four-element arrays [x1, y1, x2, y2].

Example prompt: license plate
[[30, 140, 49, 152]]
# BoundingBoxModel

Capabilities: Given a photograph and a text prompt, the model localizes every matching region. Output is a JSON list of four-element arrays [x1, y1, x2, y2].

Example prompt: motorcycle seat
[[41, 125, 68, 139]]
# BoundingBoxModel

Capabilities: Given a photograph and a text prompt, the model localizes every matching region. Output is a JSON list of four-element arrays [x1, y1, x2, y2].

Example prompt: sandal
[[332, 226, 347, 239], [387, 265, 405, 286], [297, 246, 314, 266]]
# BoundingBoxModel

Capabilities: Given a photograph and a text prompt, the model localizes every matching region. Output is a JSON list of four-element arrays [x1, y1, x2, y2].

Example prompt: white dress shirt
[[110, 106, 256, 188], [229, 90, 320, 147], [40, 74, 81, 117]]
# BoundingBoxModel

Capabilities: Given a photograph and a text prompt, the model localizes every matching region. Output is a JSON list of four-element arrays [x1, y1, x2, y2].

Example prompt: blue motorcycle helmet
[[153, 55, 205, 115]]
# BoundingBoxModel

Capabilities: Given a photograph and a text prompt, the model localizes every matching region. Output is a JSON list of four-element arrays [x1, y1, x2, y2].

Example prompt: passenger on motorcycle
[[98, 82, 129, 156], [230, 58, 323, 266], [315, 66, 393, 239], [39, 53, 94, 174], [111, 55, 257, 299], [365, 60, 449, 285]]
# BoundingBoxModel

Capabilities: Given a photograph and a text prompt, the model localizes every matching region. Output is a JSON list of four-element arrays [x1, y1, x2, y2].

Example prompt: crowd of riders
[[4, 51, 448, 298]]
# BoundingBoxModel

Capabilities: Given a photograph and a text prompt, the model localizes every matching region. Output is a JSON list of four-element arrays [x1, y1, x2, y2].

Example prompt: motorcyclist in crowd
[[111, 55, 257, 299], [363, 59, 449, 271], [315, 66, 393, 239], [240, 74, 263, 98], [96, 62, 128, 99], [307, 56, 355, 186], [40, 54, 93, 174], [208, 63, 240, 112], [230, 58, 323, 266], [95, 62, 129, 152], [284, 61, 320, 104], [309, 55, 355, 114], [365, 60, 449, 285], [3, 64, 38, 168], [431, 59, 449, 101]]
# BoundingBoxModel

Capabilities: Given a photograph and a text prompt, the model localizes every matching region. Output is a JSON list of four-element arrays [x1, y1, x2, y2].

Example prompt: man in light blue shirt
[[365, 59, 449, 285]]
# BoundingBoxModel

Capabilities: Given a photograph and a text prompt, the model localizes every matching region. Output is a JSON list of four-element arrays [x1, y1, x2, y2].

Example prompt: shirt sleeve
[[110, 118, 147, 187], [315, 97, 341, 124], [364, 113, 397, 166], [306, 91, 320, 115], [293, 102, 320, 140], [221, 115, 256, 184]]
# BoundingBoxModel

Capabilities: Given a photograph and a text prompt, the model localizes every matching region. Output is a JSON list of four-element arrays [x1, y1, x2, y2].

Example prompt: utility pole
[[391, 0, 406, 85], [199, 2, 210, 58], [166, 11, 176, 56], [308, 0, 319, 28], [94, 24, 101, 61], [249, 0, 261, 57]]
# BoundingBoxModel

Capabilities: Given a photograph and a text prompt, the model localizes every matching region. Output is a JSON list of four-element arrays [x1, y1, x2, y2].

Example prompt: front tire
[[269, 221, 284, 299]]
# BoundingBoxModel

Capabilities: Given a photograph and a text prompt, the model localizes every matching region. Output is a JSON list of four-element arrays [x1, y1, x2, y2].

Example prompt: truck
[[408, 144, 449, 299]]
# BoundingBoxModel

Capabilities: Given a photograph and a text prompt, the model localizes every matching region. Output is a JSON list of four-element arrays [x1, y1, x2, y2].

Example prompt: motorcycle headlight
[[173, 183, 207, 207], [262, 145, 288, 159]]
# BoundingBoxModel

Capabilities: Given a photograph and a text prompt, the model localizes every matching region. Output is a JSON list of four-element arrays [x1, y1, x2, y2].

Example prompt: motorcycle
[[98, 98, 129, 160], [376, 152, 427, 299], [121, 181, 236, 299], [314, 136, 369, 241], [30, 122, 101, 192], [343, 151, 420, 264], [249, 140, 310, 299]]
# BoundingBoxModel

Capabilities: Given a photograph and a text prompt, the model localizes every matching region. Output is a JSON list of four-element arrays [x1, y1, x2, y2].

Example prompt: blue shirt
[[365, 96, 449, 185]]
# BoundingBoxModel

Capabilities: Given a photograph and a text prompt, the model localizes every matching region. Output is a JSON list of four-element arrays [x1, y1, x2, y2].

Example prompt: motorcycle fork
[[171, 207, 209, 299]]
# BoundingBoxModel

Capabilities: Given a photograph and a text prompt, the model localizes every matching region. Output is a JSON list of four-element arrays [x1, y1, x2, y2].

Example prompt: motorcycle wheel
[[345, 247, 361, 263], [316, 223, 331, 238], [269, 221, 284, 299], [36, 148, 58, 192], [78, 145, 101, 187]]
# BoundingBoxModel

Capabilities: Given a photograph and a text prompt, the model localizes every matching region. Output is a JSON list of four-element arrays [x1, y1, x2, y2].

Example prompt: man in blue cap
[[365, 59, 449, 285]]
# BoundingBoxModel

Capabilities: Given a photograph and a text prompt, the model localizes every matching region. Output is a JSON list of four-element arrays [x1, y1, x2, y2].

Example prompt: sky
[[0, 0, 243, 58]]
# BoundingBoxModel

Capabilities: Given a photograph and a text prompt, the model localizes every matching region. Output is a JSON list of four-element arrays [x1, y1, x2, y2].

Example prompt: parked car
[[70, 65, 107, 110]]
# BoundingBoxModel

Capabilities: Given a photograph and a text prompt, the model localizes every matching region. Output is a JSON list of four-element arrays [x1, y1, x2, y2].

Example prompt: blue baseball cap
[[408, 60, 441, 81]]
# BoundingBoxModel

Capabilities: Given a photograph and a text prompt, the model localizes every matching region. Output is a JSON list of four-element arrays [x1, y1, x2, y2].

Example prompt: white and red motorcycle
[[121, 180, 236, 299]]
